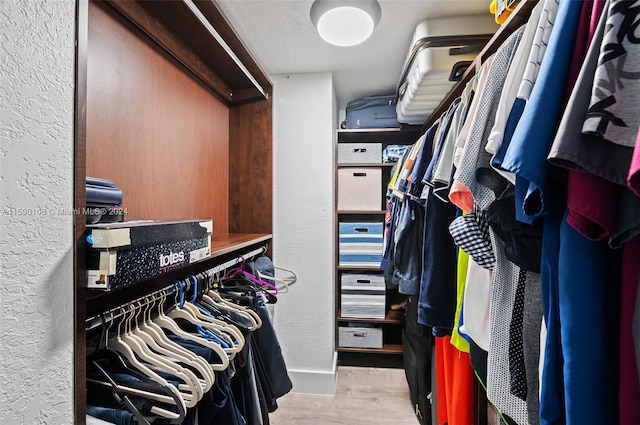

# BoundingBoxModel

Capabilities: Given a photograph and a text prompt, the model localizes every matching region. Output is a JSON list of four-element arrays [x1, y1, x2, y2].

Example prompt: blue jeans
[[392, 197, 424, 295], [86, 406, 135, 425]]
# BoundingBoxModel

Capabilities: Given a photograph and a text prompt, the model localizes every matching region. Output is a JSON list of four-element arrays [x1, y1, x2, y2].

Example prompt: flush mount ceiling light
[[310, 0, 382, 47]]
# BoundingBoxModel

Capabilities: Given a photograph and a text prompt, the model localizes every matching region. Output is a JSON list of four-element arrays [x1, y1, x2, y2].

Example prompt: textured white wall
[[0, 0, 76, 422], [272, 73, 337, 394]]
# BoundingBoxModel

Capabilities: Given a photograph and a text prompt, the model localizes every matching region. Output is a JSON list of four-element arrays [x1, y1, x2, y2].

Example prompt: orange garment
[[436, 337, 448, 425], [448, 180, 474, 213], [435, 335, 475, 425]]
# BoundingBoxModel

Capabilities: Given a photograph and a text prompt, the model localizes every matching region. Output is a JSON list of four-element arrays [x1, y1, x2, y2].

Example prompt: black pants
[[403, 295, 434, 425]]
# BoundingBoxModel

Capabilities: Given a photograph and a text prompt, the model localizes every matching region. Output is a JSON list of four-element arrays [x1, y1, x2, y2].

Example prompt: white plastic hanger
[[104, 312, 188, 419], [118, 306, 203, 406], [256, 265, 297, 293], [152, 290, 230, 372], [133, 297, 215, 391], [121, 304, 207, 405]]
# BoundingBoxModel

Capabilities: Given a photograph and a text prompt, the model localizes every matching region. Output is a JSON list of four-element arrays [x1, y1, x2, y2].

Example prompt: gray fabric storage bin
[[338, 143, 382, 164], [341, 273, 386, 319], [338, 324, 383, 349]]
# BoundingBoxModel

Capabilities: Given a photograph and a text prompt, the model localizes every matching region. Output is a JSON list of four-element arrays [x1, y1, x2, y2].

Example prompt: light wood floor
[[269, 366, 420, 425]]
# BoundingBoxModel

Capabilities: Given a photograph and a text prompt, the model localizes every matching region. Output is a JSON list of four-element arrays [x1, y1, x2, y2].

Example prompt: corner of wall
[[287, 351, 338, 395]]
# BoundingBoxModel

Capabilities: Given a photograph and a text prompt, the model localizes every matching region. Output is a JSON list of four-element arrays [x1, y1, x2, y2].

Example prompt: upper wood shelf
[[105, 0, 272, 105]]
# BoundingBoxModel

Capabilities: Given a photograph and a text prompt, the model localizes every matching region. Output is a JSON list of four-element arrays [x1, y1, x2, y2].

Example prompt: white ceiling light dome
[[310, 0, 382, 47]]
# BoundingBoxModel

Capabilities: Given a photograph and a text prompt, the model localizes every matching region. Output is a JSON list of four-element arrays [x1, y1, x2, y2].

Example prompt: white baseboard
[[286, 352, 338, 395]]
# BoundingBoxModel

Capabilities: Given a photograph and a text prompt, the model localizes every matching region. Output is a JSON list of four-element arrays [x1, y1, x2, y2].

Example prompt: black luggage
[[341, 95, 399, 129], [403, 295, 434, 425]]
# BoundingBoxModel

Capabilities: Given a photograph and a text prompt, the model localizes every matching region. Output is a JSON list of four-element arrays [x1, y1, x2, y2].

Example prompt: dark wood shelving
[[337, 126, 423, 143], [335, 128, 413, 363], [337, 162, 397, 168], [337, 265, 384, 272], [337, 343, 403, 355], [209, 233, 272, 255], [338, 309, 405, 325], [75, 1, 274, 420], [337, 209, 386, 215]]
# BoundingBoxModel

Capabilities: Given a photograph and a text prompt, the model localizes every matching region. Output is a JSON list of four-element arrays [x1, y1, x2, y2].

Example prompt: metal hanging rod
[[85, 245, 267, 331]]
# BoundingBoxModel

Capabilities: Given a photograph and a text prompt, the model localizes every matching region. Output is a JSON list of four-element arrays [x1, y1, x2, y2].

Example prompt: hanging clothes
[[84, 254, 293, 425], [386, 1, 640, 424]]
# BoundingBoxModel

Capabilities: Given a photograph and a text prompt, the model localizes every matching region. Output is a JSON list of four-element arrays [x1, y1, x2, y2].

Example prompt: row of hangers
[[86, 249, 297, 424]]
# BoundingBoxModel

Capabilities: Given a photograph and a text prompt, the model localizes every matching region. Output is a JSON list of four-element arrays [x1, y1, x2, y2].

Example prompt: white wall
[[272, 73, 337, 394], [0, 0, 76, 422]]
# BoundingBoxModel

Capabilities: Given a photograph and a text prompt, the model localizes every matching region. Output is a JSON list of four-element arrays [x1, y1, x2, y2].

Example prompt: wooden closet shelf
[[337, 265, 384, 272], [337, 209, 387, 215], [338, 126, 423, 143], [84, 233, 272, 317], [337, 162, 397, 168], [337, 309, 405, 325], [337, 344, 403, 355], [210, 233, 272, 255]]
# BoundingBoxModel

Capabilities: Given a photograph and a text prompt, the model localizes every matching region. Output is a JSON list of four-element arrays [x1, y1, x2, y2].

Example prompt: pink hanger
[[228, 256, 279, 295]]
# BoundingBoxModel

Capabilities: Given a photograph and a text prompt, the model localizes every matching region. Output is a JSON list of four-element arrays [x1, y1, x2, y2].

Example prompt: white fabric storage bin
[[338, 324, 383, 349], [337, 167, 382, 210], [341, 273, 386, 319], [338, 143, 382, 164]]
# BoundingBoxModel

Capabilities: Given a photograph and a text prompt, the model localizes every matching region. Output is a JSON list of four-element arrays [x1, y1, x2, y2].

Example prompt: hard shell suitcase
[[341, 95, 399, 129], [395, 16, 498, 125]]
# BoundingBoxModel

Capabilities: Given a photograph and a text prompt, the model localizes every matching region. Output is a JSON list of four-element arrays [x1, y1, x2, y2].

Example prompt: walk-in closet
[[2, 0, 639, 424]]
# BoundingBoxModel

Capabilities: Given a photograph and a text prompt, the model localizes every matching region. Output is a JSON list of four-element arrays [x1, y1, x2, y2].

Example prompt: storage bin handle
[[353, 332, 367, 337], [354, 227, 370, 233], [353, 172, 367, 177], [353, 148, 367, 153], [356, 279, 371, 284]]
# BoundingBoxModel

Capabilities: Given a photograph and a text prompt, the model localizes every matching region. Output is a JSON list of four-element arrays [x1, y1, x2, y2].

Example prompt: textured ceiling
[[215, 0, 492, 109]]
